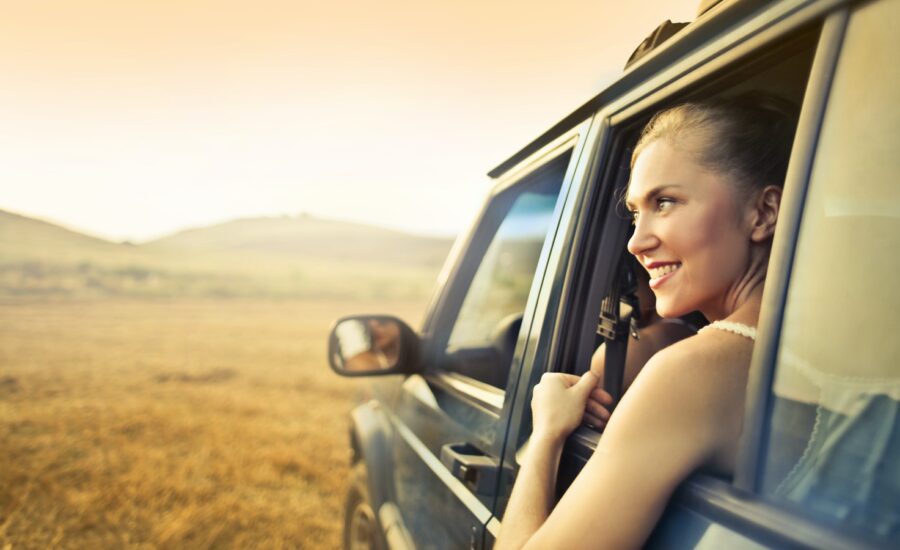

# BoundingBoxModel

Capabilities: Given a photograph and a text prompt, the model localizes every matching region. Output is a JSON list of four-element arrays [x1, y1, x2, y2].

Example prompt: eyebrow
[[624, 184, 684, 210]]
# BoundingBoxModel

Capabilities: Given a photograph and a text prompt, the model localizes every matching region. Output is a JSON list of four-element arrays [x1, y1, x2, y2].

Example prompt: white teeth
[[649, 264, 680, 279]]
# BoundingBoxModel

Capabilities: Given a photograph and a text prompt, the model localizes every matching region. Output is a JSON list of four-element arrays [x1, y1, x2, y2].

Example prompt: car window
[[441, 151, 568, 388], [759, 0, 900, 543], [448, 192, 558, 348]]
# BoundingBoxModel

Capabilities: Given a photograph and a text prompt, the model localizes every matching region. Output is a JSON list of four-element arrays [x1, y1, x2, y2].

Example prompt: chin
[[654, 299, 691, 319]]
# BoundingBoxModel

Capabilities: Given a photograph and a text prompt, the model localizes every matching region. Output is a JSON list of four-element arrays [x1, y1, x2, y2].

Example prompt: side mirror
[[327, 315, 420, 376]]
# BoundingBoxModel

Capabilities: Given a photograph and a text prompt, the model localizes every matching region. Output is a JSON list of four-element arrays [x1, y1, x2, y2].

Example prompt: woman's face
[[626, 139, 753, 320]]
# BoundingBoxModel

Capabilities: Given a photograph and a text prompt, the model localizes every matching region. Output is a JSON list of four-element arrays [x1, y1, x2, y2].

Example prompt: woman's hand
[[531, 372, 613, 442], [584, 384, 614, 429]]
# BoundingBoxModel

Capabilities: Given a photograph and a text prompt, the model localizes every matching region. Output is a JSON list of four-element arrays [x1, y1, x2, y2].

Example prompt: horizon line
[[0, 206, 461, 246]]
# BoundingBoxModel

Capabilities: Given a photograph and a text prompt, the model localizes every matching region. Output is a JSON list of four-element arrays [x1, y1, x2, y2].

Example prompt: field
[[0, 297, 428, 549]]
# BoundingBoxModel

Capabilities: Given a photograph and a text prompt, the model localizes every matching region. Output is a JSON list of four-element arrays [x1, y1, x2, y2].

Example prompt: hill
[[0, 209, 454, 300], [145, 214, 452, 267], [0, 209, 146, 264]]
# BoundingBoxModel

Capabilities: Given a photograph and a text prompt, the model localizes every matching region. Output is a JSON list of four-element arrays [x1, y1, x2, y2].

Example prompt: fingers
[[584, 412, 607, 428], [540, 372, 594, 391], [537, 372, 612, 404], [533, 371, 615, 432], [573, 371, 599, 398], [551, 373, 581, 387], [585, 398, 610, 423], [583, 397, 611, 429], [589, 387, 614, 407]]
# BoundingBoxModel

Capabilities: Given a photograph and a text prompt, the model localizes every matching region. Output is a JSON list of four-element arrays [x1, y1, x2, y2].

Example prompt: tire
[[343, 462, 383, 550]]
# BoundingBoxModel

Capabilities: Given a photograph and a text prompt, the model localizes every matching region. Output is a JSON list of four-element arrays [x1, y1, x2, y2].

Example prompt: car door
[[386, 125, 591, 550]]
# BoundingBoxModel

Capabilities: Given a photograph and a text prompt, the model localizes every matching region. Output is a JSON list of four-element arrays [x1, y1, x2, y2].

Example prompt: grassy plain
[[0, 297, 428, 549]]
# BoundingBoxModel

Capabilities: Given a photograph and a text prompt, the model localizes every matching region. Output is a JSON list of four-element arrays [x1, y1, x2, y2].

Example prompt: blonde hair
[[631, 94, 798, 194]]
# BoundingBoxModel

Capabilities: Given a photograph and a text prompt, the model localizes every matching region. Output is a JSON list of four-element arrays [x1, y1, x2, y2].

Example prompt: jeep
[[327, 0, 900, 548]]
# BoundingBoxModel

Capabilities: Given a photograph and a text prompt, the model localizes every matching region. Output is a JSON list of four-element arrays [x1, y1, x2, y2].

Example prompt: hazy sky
[[1, 0, 698, 242]]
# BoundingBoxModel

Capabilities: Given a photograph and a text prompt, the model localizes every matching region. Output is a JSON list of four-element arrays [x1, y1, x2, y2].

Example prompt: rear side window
[[440, 150, 568, 388], [760, 0, 900, 543], [447, 189, 559, 349]]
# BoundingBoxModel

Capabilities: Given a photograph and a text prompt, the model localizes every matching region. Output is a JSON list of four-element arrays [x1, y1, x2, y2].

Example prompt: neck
[[701, 248, 769, 324], [639, 308, 661, 328]]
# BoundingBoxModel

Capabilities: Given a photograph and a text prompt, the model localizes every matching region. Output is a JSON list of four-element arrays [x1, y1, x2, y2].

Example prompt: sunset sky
[[1, 0, 698, 242]]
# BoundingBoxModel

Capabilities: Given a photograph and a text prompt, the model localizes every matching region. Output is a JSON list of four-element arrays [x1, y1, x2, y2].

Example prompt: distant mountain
[[145, 214, 453, 267], [0, 209, 144, 264], [0, 209, 454, 299]]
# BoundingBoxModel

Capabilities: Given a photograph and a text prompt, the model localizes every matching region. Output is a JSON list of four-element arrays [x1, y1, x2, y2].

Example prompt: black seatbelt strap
[[597, 254, 639, 409]]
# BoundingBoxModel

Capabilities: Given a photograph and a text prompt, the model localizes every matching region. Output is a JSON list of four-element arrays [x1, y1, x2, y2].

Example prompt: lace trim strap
[[699, 320, 757, 341]]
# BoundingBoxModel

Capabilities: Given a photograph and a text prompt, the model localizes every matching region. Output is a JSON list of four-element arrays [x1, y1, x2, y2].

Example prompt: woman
[[496, 96, 796, 549]]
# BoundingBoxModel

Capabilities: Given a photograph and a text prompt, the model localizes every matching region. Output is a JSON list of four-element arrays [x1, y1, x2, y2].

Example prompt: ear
[[748, 185, 782, 242]]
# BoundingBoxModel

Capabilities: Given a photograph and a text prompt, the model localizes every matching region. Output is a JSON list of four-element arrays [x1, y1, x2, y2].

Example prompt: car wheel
[[344, 462, 381, 550]]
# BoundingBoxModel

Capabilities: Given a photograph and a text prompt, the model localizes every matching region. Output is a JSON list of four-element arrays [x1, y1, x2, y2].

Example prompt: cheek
[[664, 207, 724, 259], [685, 206, 748, 279], [666, 205, 745, 284]]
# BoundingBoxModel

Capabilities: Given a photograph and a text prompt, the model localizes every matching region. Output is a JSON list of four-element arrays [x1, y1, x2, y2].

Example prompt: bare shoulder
[[630, 329, 754, 417], [640, 328, 754, 383], [603, 330, 754, 466], [641, 318, 696, 348]]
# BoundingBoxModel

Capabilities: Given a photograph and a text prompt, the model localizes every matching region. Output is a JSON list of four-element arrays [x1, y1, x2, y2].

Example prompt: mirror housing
[[327, 314, 421, 376]]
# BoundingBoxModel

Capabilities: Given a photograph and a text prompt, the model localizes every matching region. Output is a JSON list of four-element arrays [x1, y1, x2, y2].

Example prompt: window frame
[[444, 162, 571, 353], [419, 122, 592, 413], [516, 2, 886, 549]]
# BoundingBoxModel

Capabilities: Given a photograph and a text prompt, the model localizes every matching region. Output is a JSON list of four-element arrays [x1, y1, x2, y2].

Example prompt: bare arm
[[495, 372, 600, 550], [492, 432, 564, 550], [498, 339, 745, 549]]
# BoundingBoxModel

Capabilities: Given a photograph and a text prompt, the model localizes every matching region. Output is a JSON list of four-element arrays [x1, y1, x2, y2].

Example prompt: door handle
[[440, 442, 501, 495]]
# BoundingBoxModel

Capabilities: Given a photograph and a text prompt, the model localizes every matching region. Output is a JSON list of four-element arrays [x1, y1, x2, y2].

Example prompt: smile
[[647, 262, 681, 289]]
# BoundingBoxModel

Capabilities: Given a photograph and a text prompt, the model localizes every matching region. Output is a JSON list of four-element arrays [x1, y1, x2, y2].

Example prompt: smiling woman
[[496, 96, 798, 549], [625, 97, 795, 320]]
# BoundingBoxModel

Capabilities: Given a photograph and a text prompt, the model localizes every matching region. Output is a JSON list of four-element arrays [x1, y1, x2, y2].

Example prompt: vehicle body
[[328, 0, 900, 548]]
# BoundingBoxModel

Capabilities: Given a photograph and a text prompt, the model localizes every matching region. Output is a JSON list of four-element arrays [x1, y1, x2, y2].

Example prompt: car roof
[[487, 0, 782, 179]]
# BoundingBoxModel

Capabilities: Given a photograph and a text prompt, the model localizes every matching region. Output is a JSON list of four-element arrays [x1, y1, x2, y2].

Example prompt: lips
[[645, 262, 681, 289]]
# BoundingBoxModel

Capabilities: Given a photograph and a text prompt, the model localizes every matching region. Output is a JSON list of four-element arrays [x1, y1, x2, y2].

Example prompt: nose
[[626, 215, 658, 258]]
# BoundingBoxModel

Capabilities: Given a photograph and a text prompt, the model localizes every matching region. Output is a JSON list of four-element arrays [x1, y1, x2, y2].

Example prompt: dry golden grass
[[0, 297, 428, 549]]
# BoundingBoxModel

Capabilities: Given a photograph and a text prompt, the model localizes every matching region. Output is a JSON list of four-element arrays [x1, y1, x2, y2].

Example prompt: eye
[[656, 197, 676, 212], [627, 209, 639, 224]]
